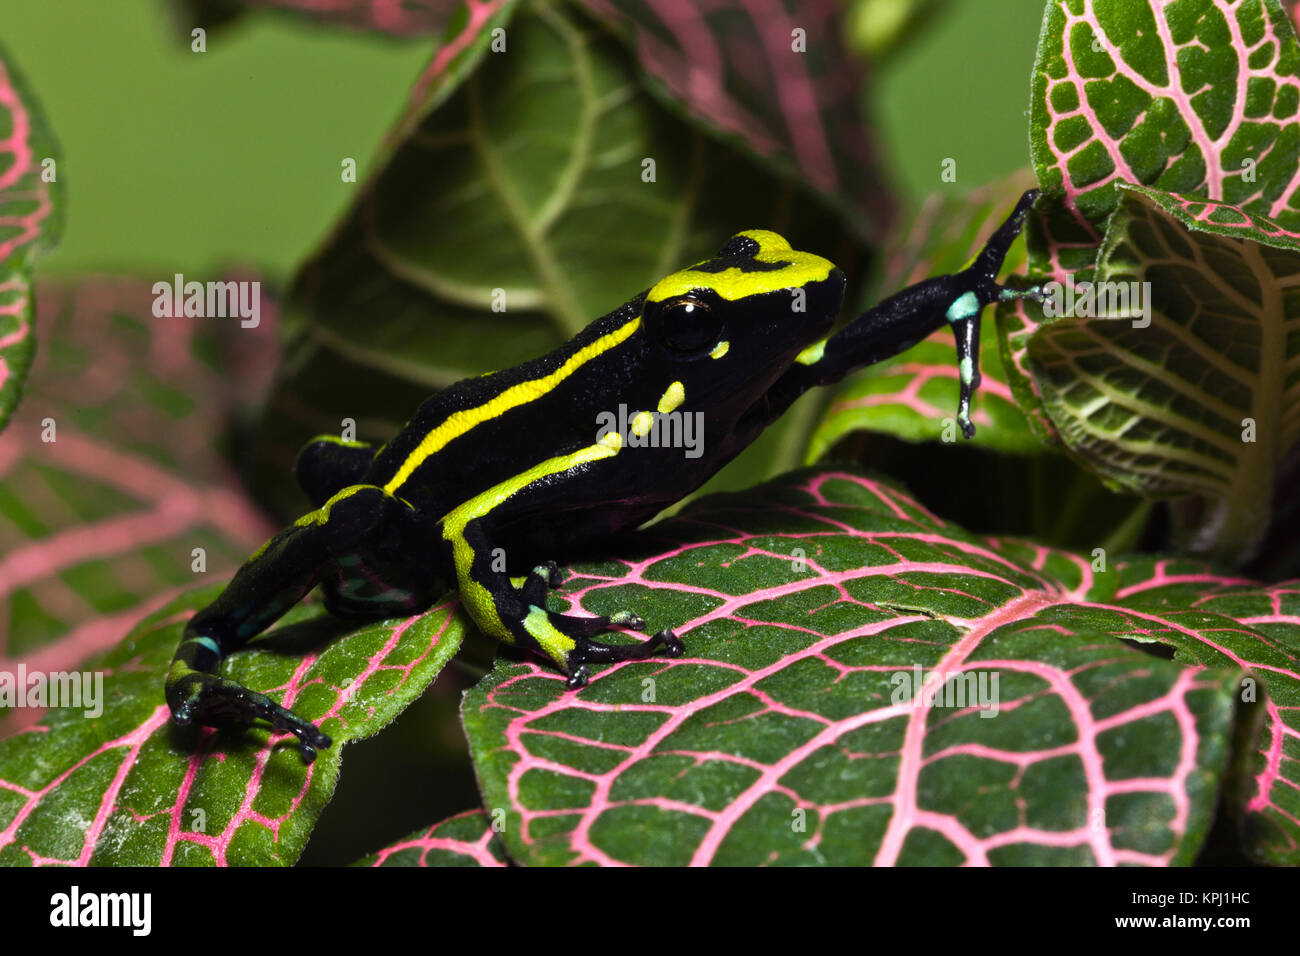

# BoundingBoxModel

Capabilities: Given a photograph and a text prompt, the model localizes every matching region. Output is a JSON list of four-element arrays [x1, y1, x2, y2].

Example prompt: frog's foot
[[169, 673, 332, 763], [564, 628, 685, 690], [519, 562, 649, 633]]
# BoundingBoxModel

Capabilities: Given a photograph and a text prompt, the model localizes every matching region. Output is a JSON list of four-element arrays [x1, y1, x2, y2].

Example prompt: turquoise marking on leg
[[190, 636, 221, 656], [945, 290, 979, 323]]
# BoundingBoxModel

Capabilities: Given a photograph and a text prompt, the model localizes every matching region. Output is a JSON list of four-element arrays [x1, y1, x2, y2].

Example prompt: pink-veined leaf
[[462, 467, 1297, 865], [808, 173, 1043, 459], [0, 44, 64, 432], [576, 0, 894, 237], [0, 587, 464, 865], [353, 809, 507, 865], [997, 0, 1300, 441], [182, 0, 898, 235], [0, 276, 281, 739], [216, 0, 455, 35], [1023, 184, 1300, 561], [1102, 555, 1300, 864]]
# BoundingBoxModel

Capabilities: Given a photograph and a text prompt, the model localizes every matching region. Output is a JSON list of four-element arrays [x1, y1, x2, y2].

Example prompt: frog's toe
[[564, 628, 684, 683], [521, 561, 565, 604], [609, 610, 647, 631], [169, 673, 331, 762], [557, 611, 646, 638], [537, 560, 563, 588]]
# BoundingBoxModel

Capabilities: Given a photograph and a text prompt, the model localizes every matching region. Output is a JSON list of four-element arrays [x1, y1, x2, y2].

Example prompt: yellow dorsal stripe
[[384, 316, 641, 493], [646, 230, 835, 303]]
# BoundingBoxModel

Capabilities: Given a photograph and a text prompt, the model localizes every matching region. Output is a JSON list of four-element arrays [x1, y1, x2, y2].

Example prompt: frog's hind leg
[[167, 484, 437, 761], [319, 542, 444, 620], [295, 436, 377, 508]]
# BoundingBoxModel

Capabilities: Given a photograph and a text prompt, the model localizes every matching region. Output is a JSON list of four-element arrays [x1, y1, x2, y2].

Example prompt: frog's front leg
[[452, 522, 683, 688], [759, 188, 1045, 438], [167, 484, 438, 760]]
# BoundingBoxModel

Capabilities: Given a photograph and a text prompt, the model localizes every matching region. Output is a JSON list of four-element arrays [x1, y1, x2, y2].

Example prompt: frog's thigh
[[315, 485, 443, 618], [295, 436, 377, 508]]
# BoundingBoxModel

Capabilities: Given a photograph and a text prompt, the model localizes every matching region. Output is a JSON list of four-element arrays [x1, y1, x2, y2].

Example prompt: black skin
[[167, 190, 1042, 761]]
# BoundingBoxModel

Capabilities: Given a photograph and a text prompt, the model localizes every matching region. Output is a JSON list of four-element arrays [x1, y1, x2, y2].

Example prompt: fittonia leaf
[[0, 277, 281, 739], [0, 588, 464, 865], [0, 43, 64, 432], [1025, 184, 1300, 560], [352, 810, 507, 866], [462, 468, 1298, 866], [994, 0, 1300, 558]]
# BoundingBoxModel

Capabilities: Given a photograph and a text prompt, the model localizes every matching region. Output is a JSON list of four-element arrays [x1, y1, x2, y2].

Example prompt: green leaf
[[999, 0, 1300, 428], [0, 586, 464, 866], [1025, 185, 1300, 560], [808, 174, 1044, 459], [577, 0, 894, 234], [1106, 555, 1300, 864], [251, 0, 879, 515], [0, 276, 283, 740], [462, 467, 1299, 865], [190, 0, 459, 35], [352, 809, 508, 865], [0, 43, 65, 432]]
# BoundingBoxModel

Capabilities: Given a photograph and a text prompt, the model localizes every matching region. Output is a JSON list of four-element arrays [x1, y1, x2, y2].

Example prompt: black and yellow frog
[[167, 190, 1042, 760]]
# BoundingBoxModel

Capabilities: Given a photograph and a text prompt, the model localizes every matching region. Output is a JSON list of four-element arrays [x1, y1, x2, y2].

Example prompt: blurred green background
[[0, 0, 1039, 281]]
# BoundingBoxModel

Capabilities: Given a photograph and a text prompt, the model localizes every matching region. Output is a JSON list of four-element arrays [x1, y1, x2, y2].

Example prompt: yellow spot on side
[[647, 231, 835, 303], [658, 381, 685, 414], [709, 340, 730, 359], [795, 339, 827, 366], [384, 317, 641, 493], [631, 411, 654, 437]]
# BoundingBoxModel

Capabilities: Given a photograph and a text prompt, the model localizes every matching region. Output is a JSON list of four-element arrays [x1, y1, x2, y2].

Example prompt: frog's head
[[641, 231, 845, 398]]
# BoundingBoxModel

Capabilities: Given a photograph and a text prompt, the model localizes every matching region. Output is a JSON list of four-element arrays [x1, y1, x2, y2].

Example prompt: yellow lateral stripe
[[647, 230, 835, 303], [442, 439, 621, 638], [383, 316, 641, 493]]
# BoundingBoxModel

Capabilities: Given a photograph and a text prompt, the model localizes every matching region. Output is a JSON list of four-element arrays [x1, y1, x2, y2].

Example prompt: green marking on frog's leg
[[523, 605, 578, 666], [945, 294, 983, 439]]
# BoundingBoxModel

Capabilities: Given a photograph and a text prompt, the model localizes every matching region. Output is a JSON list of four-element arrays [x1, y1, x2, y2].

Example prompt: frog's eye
[[655, 296, 723, 355]]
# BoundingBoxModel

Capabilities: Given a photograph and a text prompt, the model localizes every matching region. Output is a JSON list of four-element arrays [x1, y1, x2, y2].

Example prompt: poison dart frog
[[167, 190, 1043, 761]]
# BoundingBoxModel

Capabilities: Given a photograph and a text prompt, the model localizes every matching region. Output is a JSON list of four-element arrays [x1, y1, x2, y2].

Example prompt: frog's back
[[362, 294, 648, 515]]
